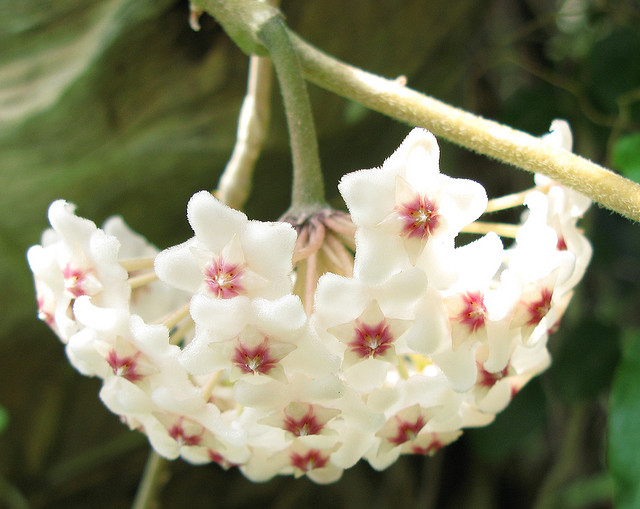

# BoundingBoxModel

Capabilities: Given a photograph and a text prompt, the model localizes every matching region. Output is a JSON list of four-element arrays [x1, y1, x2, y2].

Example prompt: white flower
[[327, 299, 412, 368], [537, 120, 593, 289], [27, 124, 592, 484], [155, 191, 296, 300], [259, 402, 341, 438], [103, 216, 190, 323], [27, 200, 130, 341], [27, 202, 186, 341], [539, 119, 592, 218], [314, 268, 428, 391], [339, 128, 487, 284], [66, 297, 195, 419], [146, 412, 248, 465], [180, 294, 327, 380]]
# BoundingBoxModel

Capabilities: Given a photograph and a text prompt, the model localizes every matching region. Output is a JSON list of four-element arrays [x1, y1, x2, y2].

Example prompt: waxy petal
[[187, 191, 248, 252]]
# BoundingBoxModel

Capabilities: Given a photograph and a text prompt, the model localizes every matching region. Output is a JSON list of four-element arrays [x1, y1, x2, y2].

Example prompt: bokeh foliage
[[1, 0, 639, 507]]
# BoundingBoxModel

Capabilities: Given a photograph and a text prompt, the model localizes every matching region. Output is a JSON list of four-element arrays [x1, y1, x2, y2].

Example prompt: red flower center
[[232, 339, 279, 375], [106, 350, 144, 382], [456, 291, 487, 333], [349, 320, 395, 359], [204, 257, 245, 298], [290, 449, 330, 472], [397, 195, 440, 239], [283, 407, 324, 437], [525, 288, 553, 326]]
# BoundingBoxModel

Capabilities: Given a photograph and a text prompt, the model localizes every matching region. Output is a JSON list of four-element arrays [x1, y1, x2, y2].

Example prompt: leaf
[[609, 328, 640, 509], [613, 133, 640, 183]]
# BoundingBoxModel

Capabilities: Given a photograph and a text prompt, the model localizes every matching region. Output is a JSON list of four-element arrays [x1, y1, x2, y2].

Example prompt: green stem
[[195, 2, 640, 222], [258, 15, 326, 213], [286, 30, 640, 223], [190, 0, 278, 56], [131, 451, 169, 509]]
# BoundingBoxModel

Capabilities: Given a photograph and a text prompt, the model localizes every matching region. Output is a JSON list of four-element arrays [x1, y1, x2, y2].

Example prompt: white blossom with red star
[[27, 123, 591, 484]]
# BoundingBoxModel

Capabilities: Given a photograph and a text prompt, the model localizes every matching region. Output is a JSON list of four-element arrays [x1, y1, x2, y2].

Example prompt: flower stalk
[[131, 451, 169, 509], [194, 1, 326, 213], [189, 0, 279, 56], [194, 1, 640, 222], [461, 221, 520, 238], [216, 54, 274, 209], [257, 14, 326, 214], [286, 30, 640, 223], [215, 1, 281, 209], [128, 272, 159, 290], [485, 185, 550, 213], [157, 303, 191, 330], [119, 257, 156, 272]]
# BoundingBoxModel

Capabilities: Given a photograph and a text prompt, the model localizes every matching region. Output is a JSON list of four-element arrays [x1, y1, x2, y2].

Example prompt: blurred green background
[[2, 0, 640, 507]]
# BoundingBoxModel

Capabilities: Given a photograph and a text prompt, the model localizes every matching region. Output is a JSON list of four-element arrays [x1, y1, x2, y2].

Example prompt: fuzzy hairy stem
[[195, 1, 640, 222], [258, 15, 326, 213], [287, 31, 640, 223]]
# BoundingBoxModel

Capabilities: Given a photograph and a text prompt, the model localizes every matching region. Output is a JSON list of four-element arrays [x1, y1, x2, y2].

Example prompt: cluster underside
[[27, 125, 591, 484]]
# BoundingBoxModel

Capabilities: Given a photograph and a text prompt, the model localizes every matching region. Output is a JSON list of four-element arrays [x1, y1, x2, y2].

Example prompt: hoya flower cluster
[[28, 124, 591, 483]]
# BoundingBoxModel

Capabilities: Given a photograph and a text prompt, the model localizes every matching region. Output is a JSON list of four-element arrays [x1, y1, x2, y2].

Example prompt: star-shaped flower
[[155, 191, 296, 302], [27, 200, 130, 341], [375, 404, 438, 456], [260, 402, 341, 438], [339, 128, 487, 283], [328, 300, 411, 368]]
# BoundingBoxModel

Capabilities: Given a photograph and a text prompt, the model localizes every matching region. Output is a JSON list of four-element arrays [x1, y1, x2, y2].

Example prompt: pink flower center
[[290, 449, 330, 472], [106, 350, 144, 382], [455, 291, 487, 333], [168, 419, 203, 446], [396, 195, 440, 239], [556, 236, 568, 251], [349, 320, 395, 359], [232, 339, 279, 375], [37, 296, 55, 326], [410, 435, 444, 455], [204, 257, 245, 298], [208, 450, 236, 468], [62, 263, 93, 298], [477, 364, 509, 388], [525, 288, 553, 326], [283, 407, 324, 437], [388, 415, 427, 446]]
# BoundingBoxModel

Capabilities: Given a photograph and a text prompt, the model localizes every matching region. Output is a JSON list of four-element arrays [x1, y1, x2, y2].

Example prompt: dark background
[[1, 1, 639, 507]]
